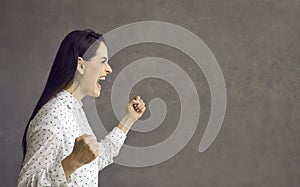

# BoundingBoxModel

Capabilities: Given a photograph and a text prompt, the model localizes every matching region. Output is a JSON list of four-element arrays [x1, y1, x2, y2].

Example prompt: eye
[[101, 57, 108, 63]]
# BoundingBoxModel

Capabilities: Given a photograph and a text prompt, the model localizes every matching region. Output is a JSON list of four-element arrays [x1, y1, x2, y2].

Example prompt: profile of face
[[76, 41, 112, 98]]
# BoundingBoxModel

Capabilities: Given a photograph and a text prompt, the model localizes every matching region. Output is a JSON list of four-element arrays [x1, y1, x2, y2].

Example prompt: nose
[[106, 63, 112, 74]]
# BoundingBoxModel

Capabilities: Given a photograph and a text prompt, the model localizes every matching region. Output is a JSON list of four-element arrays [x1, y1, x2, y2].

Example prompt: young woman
[[18, 29, 146, 186]]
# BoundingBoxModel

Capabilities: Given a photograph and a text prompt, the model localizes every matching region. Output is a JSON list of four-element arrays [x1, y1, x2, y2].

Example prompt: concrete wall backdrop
[[0, 0, 299, 186]]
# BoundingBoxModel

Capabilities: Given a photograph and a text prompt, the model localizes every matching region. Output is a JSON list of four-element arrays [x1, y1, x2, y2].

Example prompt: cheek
[[98, 64, 106, 73], [91, 63, 102, 75], [84, 66, 98, 83], [86, 63, 105, 81]]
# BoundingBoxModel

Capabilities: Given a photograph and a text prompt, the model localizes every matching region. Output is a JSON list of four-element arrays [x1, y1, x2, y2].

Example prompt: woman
[[18, 29, 146, 186]]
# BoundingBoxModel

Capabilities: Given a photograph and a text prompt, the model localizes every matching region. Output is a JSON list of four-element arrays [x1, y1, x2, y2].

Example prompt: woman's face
[[80, 42, 112, 97]]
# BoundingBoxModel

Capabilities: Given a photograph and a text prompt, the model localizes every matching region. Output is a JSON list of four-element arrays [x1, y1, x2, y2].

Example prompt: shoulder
[[29, 96, 72, 133]]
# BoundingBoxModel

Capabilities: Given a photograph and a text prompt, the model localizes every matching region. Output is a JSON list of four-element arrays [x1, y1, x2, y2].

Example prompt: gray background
[[1, 0, 299, 186]]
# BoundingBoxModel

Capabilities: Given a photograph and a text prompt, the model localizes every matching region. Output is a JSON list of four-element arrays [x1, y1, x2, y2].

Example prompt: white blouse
[[18, 89, 127, 187]]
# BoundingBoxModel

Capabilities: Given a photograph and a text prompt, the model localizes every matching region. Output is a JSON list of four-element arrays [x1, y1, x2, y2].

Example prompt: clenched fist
[[70, 134, 99, 167], [127, 96, 146, 120], [61, 134, 99, 179]]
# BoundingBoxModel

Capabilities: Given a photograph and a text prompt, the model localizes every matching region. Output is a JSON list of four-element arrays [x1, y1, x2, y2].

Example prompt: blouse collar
[[56, 89, 83, 109]]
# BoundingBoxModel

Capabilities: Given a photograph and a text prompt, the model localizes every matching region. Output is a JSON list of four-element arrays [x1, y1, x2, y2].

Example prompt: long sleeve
[[18, 117, 70, 187], [18, 89, 122, 186], [97, 127, 127, 171]]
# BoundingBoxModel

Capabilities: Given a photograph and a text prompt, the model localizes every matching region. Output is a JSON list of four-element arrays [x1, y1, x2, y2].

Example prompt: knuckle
[[86, 134, 93, 138], [82, 138, 89, 145], [92, 150, 98, 157]]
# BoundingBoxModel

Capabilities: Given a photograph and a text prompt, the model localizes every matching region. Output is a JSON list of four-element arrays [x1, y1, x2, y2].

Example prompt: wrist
[[118, 114, 136, 134], [62, 154, 81, 173], [122, 113, 136, 127]]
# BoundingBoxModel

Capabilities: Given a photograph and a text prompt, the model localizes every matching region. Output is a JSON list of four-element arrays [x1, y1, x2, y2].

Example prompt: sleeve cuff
[[108, 127, 127, 145], [58, 161, 72, 184], [48, 160, 72, 185]]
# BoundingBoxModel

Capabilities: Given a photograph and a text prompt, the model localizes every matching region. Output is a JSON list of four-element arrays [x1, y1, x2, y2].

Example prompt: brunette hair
[[22, 29, 105, 159]]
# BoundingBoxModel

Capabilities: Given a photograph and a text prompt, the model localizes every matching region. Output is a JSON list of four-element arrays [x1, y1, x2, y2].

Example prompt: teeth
[[99, 77, 105, 80]]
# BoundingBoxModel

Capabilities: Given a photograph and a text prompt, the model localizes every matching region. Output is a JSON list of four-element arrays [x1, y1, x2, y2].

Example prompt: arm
[[18, 121, 70, 186], [97, 96, 146, 171], [97, 126, 127, 171], [18, 120, 100, 186], [117, 114, 136, 135], [117, 95, 146, 135]]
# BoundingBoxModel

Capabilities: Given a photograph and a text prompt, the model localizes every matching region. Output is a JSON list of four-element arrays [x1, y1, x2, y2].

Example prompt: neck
[[65, 83, 85, 102]]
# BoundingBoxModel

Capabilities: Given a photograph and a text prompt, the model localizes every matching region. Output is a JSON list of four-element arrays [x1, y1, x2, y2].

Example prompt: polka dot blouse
[[18, 89, 127, 187]]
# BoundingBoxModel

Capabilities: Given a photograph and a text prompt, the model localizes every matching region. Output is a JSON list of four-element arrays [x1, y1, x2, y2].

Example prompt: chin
[[93, 89, 101, 97]]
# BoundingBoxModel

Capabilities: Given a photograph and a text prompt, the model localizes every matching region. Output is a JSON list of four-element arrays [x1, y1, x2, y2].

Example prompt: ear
[[77, 57, 85, 75]]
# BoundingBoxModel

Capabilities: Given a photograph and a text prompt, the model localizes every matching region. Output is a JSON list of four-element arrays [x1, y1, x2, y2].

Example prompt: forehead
[[95, 42, 108, 57]]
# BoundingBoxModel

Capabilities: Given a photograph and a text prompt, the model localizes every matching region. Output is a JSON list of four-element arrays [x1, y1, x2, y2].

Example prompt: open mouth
[[96, 80, 101, 89], [97, 76, 106, 89]]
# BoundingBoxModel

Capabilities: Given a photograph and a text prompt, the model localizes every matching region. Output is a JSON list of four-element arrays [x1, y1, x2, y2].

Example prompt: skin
[[62, 42, 146, 180]]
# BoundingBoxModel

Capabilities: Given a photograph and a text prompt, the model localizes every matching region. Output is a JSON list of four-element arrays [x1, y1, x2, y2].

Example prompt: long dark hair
[[22, 29, 105, 159]]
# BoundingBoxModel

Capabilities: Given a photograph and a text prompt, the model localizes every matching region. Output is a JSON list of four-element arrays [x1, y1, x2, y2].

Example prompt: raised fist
[[70, 134, 99, 166], [127, 96, 146, 120]]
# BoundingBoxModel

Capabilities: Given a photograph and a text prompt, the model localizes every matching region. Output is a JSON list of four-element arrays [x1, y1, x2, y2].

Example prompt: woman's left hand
[[127, 96, 146, 120]]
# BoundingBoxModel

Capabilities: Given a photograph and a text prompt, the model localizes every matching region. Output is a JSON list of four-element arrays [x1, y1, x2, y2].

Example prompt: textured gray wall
[[1, 0, 299, 186]]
